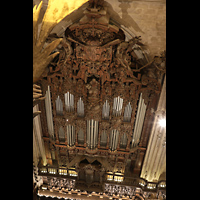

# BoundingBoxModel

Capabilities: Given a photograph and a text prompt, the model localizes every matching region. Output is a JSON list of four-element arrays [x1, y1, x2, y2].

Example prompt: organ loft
[[33, 0, 166, 199]]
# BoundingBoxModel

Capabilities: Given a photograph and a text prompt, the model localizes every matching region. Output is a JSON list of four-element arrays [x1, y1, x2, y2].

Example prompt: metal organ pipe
[[69, 125, 72, 146], [115, 130, 119, 150], [72, 125, 74, 146], [112, 130, 115, 151], [102, 100, 110, 119], [66, 92, 69, 108], [65, 92, 74, 112], [137, 102, 146, 144], [131, 94, 142, 147], [116, 97, 120, 112], [113, 96, 123, 116], [119, 97, 122, 111], [66, 125, 75, 146], [109, 130, 119, 151], [67, 92, 70, 108], [94, 120, 97, 149], [124, 102, 132, 122], [91, 120, 94, 149], [114, 130, 117, 151], [86, 120, 89, 146], [67, 125, 69, 145], [135, 99, 145, 144], [112, 130, 116, 151], [88, 120, 90, 147], [45, 85, 54, 139], [77, 97, 84, 117], [110, 130, 113, 150], [70, 94, 72, 112], [86, 120, 99, 149], [95, 121, 98, 146], [131, 93, 147, 148]]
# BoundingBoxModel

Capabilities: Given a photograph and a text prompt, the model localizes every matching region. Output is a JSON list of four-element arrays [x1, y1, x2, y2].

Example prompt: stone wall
[[105, 0, 166, 58]]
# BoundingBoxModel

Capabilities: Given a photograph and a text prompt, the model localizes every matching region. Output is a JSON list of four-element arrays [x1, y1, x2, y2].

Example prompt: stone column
[[133, 150, 145, 175]]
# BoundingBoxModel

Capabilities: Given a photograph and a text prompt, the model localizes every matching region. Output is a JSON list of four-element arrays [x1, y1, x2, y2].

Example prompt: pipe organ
[[35, 1, 165, 198]]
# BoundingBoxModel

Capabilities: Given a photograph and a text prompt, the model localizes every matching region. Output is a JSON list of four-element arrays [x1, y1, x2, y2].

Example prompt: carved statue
[[86, 78, 100, 115]]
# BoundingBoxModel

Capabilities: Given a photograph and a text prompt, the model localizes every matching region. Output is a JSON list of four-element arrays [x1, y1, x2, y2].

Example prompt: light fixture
[[158, 118, 166, 127]]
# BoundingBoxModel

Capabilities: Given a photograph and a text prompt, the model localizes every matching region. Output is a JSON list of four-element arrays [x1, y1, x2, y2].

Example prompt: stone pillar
[[133, 150, 145, 175], [33, 104, 47, 166]]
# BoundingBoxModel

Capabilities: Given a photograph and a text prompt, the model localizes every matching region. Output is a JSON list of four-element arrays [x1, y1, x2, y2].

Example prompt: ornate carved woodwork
[[37, 0, 166, 192]]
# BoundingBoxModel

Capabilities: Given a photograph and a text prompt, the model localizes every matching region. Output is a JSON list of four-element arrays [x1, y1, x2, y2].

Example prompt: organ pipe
[[112, 130, 116, 151], [86, 120, 89, 145], [113, 96, 123, 116], [131, 93, 147, 148], [94, 120, 97, 149], [102, 100, 110, 119], [124, 102, 132, 122], [135, 99, 145, 144], [69, 125, 71, 146], [45, 85, 54, 139], [65, 92, 74, 112], [109, 130, 119, 151], [67, 125, 69, 145], [95, 121, 98, 146], [77, 97, 84, 117], [66, 125, 75, 146], [91, 120, 94, 148]]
